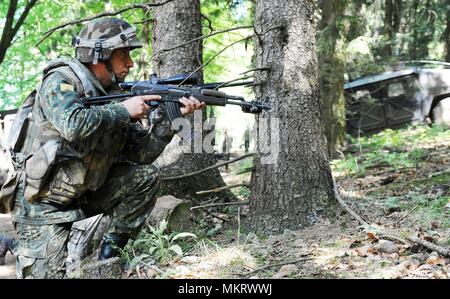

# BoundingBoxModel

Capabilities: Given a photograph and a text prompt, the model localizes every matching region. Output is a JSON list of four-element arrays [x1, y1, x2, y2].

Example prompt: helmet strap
[[105, 61, 117, 85]]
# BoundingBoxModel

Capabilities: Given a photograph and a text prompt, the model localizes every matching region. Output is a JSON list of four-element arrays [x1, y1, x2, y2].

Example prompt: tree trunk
[[392, 0, 402, 33], [446, 0, 450, 62], [384, 0, 394, 57], [417, 0, 433, 59], [249, 0, 336, 235], [0, 0, 38, 66], [152, 0, 231, 200], [318, 0, 346, 158]]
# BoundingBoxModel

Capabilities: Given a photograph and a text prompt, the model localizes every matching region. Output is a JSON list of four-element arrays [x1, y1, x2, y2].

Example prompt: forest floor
[[0, 124, 448, 279], [119, 124, 449, 279]]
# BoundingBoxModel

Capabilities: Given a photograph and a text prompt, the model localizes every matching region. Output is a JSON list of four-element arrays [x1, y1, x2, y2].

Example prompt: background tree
[[318, 0, 346, 158], [446, 0, 450, 62], [249, 0, 336, 234], [152, 0, 232, 200]]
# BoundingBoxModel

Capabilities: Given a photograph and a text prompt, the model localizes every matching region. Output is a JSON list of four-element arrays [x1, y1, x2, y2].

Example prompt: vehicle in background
[[344, 60, 450, 135]]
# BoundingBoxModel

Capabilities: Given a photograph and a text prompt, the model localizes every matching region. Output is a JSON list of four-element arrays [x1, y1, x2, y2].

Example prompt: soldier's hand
[[179, 96, 206, 116], [121, 95, 161, 119]]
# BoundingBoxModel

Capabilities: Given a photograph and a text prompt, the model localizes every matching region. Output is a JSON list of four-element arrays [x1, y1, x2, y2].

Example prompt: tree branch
[[151, 25, 253, 60], [35, 0, 175, 46], [332, 176, 450, 257], [11, 0, 38, 38], [212, 76, 254, 90], [239, 67, 271, 75], [161, 153, 254, 181], [163, 185, 230, 222], [190, 200, 249, 211], [178, 35, 253, 86], [177, 24, 282, 86], [0, 0, 18, 64], [196, 183, 249, 195], [201, 13, 214, 34]]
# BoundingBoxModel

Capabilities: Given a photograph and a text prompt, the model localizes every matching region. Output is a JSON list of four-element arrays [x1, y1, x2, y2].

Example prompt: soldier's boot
[[98, 233, 129, 261], [0, 235, 14, 266]]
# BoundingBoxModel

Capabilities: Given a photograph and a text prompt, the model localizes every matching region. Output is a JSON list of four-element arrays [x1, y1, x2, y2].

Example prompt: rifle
[[81, 74, 270, 129]]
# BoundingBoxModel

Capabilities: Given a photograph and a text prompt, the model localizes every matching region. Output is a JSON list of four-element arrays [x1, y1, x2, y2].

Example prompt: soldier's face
[[110, 48, 134, 83]]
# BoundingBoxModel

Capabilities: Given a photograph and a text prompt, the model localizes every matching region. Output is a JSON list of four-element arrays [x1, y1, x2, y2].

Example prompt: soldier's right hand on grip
[[121, 95, 161, 119]]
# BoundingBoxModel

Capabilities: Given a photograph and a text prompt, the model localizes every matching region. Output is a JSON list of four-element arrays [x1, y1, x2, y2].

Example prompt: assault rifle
[[81, 74, 270, 128]]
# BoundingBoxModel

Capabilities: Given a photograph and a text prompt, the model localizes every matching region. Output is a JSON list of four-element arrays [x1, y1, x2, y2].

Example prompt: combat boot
[[0, 235, 14, 265], [98, 234, 129, 261]]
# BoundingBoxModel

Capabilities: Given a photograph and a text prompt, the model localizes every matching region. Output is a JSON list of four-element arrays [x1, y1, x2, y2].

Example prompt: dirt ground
[[137, 126, 449, 279], [1, 126, 449, 279]]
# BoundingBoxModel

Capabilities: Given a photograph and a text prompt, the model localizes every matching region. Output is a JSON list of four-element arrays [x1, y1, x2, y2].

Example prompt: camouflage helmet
[[73, 18, 142, 64]]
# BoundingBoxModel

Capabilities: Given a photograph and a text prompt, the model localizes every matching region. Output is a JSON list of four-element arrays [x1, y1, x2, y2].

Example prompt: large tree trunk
[[248, 0, 336, 235], [152, 0, 231, 200], [318, 0, 346, 158]]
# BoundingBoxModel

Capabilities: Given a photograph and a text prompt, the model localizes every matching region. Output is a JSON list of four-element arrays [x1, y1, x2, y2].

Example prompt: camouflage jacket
[[12, 59, 175, 225]]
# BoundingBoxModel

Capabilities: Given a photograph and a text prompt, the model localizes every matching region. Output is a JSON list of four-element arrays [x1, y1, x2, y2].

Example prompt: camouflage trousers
[[12, 163, 160, 279]]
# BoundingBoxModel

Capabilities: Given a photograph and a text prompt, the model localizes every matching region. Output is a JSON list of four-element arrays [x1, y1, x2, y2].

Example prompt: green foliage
[[414, 195, 450, 229], [238, 186, 251, 199], [0, 0, 150, 110], [121, 220, 197, 267], [332, 125, 449, 177]]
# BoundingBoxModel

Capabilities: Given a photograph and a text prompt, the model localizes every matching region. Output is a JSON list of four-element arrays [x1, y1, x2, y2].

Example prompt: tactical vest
[[0, 59, 107, 213]]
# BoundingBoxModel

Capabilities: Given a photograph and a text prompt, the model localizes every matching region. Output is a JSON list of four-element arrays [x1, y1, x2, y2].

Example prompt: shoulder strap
[[43, 58, 106, 98]]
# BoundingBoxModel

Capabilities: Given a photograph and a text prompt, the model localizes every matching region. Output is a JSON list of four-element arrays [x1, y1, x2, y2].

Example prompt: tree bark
[[152, 0, 231, 200], [446, 0, 450, 62], [384, 0, 394, 57], [249, 0, 336, 234], [318, 0, 346, 158]]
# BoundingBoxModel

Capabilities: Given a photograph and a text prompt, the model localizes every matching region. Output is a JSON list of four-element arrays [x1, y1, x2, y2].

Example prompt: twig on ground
[[395, 205, 420, 226], [407, 236, 450, 257], [333, 176, 450, 256], [242, 256, 312, 278], [332, 176, 369, 226], [163, 185, 230, 222]]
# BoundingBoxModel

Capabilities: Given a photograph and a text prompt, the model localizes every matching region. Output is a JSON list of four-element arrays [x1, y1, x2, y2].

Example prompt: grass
[[332, 124, 449, 177]]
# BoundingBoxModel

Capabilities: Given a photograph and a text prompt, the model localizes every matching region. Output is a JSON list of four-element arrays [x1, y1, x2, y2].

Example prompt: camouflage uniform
[[8, 19, 175, 278]]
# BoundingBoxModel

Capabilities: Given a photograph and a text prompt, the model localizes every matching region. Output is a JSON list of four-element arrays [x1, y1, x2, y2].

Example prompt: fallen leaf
[[426, 256, 445, 266], [367, 232, 379, 241]]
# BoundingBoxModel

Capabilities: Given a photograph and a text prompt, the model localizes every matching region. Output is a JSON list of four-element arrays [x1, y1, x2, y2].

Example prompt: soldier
[[243, 126, 250, 153], [0, 18, 204, 278]]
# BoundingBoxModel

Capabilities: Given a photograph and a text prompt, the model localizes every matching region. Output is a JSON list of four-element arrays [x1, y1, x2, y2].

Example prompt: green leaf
[[171, 232, 197, 242], [168, 245, 183, 256], [129, 254, 150, 268], [159, 220, 168, 232]]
